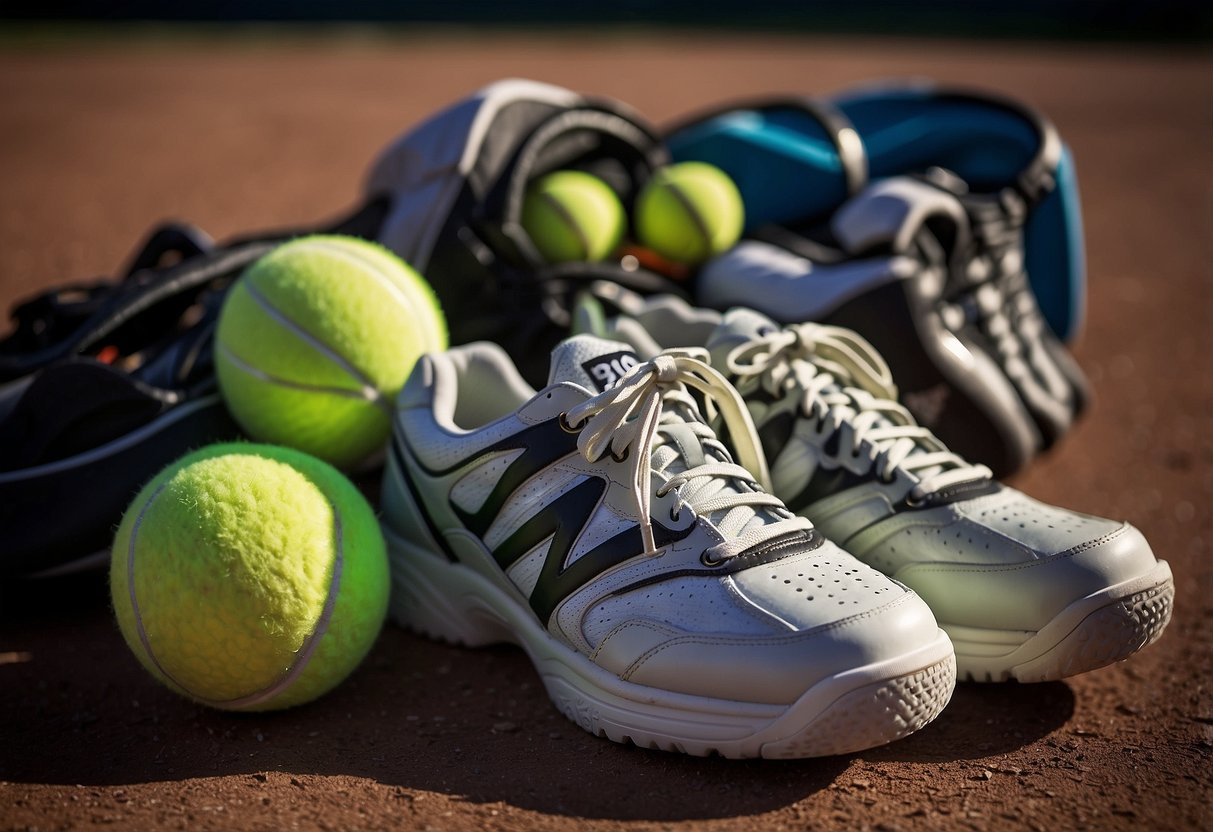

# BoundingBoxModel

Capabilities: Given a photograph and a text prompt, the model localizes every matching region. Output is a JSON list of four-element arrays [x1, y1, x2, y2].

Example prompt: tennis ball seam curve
[[239, 280, 387, 408], [537, 191, 591, 260], [125, 475, 347, 709], [215, 341, 390, 414], [662, 179, 714, 257], [291, 239, 445, 350]]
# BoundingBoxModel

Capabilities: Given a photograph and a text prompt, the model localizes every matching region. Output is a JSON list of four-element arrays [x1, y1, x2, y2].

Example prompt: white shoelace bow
[[726, 323, 991, 502], [564, 351, 813, 561]]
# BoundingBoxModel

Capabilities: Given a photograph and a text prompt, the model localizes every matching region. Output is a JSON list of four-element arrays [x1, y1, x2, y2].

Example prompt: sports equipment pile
[[0, 78, 1172, 756]]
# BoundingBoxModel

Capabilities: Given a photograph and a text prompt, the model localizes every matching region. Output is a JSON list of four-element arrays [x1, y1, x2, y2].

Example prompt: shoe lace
[[725, 323, 992, 501], [563, 350, 813, 561]]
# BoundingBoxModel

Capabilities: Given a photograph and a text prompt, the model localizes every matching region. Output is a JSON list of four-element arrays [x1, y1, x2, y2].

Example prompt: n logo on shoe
[[489, 476, 686, 623], [398, 417, 690, 624]]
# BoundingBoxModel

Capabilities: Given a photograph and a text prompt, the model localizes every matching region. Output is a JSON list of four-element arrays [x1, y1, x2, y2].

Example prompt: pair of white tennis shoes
[[379, 289, 1173, 760]]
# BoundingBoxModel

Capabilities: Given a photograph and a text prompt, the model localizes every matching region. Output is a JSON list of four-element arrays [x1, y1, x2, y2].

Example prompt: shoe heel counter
[[381, 354, 449, 557], [380, 438, 446, 557], [380, 427, 514, 648]]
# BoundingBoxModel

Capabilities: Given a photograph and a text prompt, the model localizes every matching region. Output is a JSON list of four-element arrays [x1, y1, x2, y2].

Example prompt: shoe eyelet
[[558, 412, 583, 434], [591, 446, 630, 464], [700, 552, 724, 568], [905, 492, 927, 508], [669, 506, 682, 522]]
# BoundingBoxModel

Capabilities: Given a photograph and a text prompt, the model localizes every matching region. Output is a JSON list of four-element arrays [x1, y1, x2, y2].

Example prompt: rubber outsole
[[384, 524, 956, 759]]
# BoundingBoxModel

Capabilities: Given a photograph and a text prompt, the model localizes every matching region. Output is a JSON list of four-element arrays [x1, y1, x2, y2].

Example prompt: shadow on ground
[[1, 569, 1072, 821]]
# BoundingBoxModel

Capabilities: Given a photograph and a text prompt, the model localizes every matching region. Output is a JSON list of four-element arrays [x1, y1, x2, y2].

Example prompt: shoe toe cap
[[895, 522, 1161, 632], [593, 583, 947, 706]]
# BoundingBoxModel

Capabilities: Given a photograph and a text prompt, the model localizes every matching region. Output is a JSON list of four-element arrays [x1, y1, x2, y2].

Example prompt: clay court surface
[[0, 30, 1210, 831]]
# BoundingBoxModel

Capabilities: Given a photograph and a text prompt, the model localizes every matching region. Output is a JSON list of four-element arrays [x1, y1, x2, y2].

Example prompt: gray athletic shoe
[[576, 287, 1174, 682]]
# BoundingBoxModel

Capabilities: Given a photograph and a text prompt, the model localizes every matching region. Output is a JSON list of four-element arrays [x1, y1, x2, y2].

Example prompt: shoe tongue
[[548, 335, 644, 394], [704, 307, 782, 368], [550, 336, 780, 540], [651, 410, 782, 542]]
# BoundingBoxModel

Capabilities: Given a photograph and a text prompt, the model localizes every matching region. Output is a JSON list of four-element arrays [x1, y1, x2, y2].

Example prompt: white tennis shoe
[[380, 334, 956, 758]]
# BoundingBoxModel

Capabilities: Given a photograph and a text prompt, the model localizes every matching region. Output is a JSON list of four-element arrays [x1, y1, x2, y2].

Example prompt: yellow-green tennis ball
[[110, 443, 389, 711], [215, 235, 446, 470], [635, 162, 745, 264], [521, 171, 626, 263]]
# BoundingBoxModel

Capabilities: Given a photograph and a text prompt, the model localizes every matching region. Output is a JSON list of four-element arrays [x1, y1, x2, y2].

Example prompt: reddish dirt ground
[[0, 31, 1210, 832]]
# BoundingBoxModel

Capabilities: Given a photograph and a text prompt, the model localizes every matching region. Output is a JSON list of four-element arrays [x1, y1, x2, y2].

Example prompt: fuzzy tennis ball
[[215, 235, 446, 470], [521, 171, 626, 263], [110, 443, 389, 711], [635, 162, 745, 264]]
